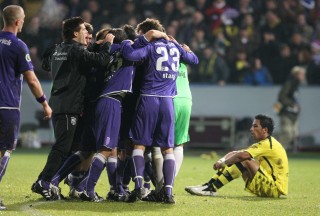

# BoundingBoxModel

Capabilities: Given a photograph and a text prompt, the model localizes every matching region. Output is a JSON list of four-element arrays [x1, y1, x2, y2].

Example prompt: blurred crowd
[[1, 0, 320, 85]]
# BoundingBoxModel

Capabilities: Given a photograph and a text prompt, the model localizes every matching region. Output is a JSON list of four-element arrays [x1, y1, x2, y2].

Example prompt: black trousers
[[39, 114, 80, 182]]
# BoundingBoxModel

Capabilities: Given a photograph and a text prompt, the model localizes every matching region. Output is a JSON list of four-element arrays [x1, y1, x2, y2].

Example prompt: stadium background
[[1, 0, 320, 150]]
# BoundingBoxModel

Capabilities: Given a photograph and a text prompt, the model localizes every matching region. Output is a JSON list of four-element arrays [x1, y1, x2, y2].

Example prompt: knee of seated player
[[241, 159, 260, 179]]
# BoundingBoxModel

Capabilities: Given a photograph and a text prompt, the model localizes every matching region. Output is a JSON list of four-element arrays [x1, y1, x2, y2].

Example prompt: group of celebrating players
[[30, 15, 198, 205]]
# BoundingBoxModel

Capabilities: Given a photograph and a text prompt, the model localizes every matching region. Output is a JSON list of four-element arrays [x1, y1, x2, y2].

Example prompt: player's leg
[[174, 98, 192, 177], [127, 96, 157, 202], [244, 165, 279, 197], [33, 114, 79, 200], [67, 101, 97, 198], [158, 97, 176, 204], [106, 148, 118, 201], [0, 110, 20, 210], [161, 147, 176, 204], [152, 146, 163, 192], [81, 97, 121, 202], [186, 159, 259, 196], [51, 151, 91, 187], [143, 148, 155, 195]]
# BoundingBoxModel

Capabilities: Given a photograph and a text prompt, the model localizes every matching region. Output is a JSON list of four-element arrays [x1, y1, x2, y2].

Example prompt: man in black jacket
[[32, 17, 114, 200], [275, 66, 305, 151]]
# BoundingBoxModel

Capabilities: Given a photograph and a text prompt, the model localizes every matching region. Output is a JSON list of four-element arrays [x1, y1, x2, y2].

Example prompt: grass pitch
[[1, 148, 320, 216]]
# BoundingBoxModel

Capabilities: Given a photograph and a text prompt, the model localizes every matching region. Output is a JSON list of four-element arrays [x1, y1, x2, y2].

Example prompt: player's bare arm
[[213, 151, 251, 170]]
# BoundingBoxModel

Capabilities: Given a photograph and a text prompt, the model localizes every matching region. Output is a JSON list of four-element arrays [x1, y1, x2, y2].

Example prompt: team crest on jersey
[[25, 54, 31, 62], [71, 117, 77, 126]]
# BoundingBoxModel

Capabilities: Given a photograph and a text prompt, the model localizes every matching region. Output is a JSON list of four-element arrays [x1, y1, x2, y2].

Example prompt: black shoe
[[163, 195, 175, 204], [80, 191, 104, 202], [32, 180, 52, 200], [0, 200, 6, 211], [106, 190, 117, 201], [115, 192, 129, 202], [126, 188, 143, 203], [141, 190, 162, 202]]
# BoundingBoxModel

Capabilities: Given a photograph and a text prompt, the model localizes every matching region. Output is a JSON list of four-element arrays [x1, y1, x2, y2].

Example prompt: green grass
[[1, 148, 320, 216]]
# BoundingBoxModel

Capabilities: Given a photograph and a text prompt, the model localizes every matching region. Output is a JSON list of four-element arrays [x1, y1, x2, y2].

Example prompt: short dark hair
[[136, 18, 165, 34], [122, 24, 138, 41], [84, 22, 94, 35], [255, 114, 274, 135], [108, 28, 128, 44], [62, 16, 84, 41]]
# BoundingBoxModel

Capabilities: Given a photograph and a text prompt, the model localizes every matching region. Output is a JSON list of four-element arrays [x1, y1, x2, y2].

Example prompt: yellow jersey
[[245, 136, 289, 195]]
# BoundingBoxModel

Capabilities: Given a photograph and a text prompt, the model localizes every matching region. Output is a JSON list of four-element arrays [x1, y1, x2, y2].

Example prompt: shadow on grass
[[214, 195, 287, 202], [8, 197, 176, 214]]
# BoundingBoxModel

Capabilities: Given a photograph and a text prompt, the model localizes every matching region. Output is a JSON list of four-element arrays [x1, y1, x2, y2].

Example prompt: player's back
[[0, 31, 32, 108], [140, 39, 180, 97]]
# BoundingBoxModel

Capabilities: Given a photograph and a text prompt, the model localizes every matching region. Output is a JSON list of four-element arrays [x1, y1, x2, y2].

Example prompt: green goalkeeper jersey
[[176, 63, 192, 100]]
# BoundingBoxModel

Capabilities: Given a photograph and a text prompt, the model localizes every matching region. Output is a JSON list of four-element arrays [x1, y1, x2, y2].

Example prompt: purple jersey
[[121, 37, 198, 97], [0, 31, 33, 109], [99, 44, 135, 97]]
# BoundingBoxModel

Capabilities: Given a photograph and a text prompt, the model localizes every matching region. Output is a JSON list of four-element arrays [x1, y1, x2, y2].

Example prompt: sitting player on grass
[[186, 114, 289, 198]]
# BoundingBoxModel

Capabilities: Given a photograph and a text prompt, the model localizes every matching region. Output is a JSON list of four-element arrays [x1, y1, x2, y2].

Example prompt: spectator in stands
[[205, 0, 231, 36], [190, 26, 210, 57], [279, 0, 304, 26], [191, 0, 209, 13], [243, 57, 273, 86], [256, 31, 280, 79], [180, 10, 209, 45], [160, 0, 176, 27], [289, 31, 310, 59], [240, 13, 260, 43], [307, 40, 320, 84], [194, 46, 229, 86], [261, 10, 291, 43], [229, 49, 250, 83], [295, 13, 314, 44], [226, 26, 257, 64], [272, 44, 297, 84]]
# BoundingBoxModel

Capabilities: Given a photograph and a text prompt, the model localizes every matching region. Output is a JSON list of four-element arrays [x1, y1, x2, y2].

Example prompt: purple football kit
[[121, 36, 198, 201], [121, 37, 199, 148], [0, 31, 33, 150], [95, 44, 135, 150]]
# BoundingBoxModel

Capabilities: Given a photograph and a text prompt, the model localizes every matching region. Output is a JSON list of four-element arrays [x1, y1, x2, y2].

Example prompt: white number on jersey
[[156, 47, 180, 72]]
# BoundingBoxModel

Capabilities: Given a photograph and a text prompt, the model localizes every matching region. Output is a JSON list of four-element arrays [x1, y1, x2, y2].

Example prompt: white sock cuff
[[174, 146, 183, 153], [4, 151, 11, 157], [94, 153, 106, 163], [132, 149, 144, 157], [164, 153, 175, 160], [152, 147, 161, 155], [107, 156, 117, 163]]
